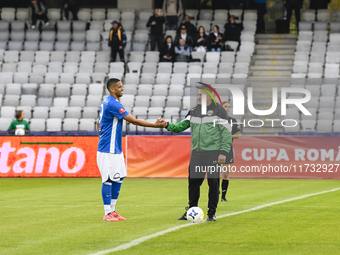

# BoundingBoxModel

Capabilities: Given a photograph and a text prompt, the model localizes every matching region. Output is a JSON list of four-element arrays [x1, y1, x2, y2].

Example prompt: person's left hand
[[119, 46, 123, 49], [218, 154, 226, 164]]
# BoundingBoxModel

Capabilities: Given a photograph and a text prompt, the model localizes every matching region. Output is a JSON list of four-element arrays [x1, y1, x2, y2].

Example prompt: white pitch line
[[89, 187, 340, 255]]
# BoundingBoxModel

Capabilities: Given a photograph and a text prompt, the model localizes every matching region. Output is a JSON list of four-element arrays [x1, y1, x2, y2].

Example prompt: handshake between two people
[[155, 118, 168, 128]]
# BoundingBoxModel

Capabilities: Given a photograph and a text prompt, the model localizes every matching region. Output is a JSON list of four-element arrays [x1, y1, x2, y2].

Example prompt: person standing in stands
[[147, 9, 165, 51], [108, 20, 127, 63], [163, 0, 183, 30], [29, 0, 49, 29], [62, 0, 83, 20], [255, 0, 267, 33], [224, 15, 243, 44], [283, 0, 304, 31], [160, 35, 176, 62], [8, 110, 30, 136]]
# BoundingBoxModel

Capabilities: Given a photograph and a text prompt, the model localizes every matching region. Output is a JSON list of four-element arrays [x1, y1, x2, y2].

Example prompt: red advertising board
[[126, 136, 340, 179], [0, 136, 123, 177], [1, 136, 339, 179]]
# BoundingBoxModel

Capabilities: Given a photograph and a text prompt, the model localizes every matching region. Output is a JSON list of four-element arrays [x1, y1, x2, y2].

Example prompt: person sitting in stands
[[175, 25, 195, 49], [175, 38, 192, 62], [208, 25, 224, 52], [193, 26, 208, 52], [160, 35, 176, 62]]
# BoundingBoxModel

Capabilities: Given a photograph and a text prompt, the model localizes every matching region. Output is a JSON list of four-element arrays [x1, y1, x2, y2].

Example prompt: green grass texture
[[0, 178, 339, 255]]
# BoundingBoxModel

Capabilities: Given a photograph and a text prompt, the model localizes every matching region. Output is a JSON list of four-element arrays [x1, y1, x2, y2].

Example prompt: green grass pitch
[[0, 178, 339, 255]]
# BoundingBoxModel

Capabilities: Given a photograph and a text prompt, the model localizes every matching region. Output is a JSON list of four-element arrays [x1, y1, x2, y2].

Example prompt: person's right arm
[[123, 114, 161, 128], [146, 16, 153, 27]]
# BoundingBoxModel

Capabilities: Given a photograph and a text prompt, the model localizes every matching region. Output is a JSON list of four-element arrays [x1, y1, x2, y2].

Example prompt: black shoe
[[207, 215, 216, 221], [221, 198, 228, 202], [177, 206, 189, 220], [177, 212, 187, 220]]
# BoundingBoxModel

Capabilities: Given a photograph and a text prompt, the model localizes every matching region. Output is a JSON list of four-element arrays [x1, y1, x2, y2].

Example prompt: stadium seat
[[49, 107, 65, 118], [69, 95, 85, 107], [21, 83, 38, 95], [30, 118, 46, 131], [33, 106, 49, 118], [65, 106, 82, 118], [82, 107, 98, 118], [0, 106, 16, 118], [3, 95, 20, 106], [79, 118, 96, 131], [158, 63, 173, 74], [86, 95, 102, 107]]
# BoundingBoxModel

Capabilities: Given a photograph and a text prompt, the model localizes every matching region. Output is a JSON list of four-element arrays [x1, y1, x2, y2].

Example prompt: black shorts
[[225, 146, 234, 164]]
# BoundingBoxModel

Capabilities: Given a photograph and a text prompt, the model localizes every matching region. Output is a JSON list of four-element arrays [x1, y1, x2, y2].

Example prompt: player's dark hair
[[106, 78, 121, 91], [222, 101, 230, 105], [15, 110, 23, 119]]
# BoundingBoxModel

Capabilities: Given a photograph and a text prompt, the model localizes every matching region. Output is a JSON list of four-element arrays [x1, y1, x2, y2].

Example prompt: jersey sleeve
[[108, 101, 129, 120]]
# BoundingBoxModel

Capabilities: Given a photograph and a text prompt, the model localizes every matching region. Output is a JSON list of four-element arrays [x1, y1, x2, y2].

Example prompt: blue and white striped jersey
[[97, 95, 129, 153]]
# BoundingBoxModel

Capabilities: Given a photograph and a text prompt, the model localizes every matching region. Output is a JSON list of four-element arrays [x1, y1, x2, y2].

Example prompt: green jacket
[[166, 103, 232, 155], [8, 119, 30, 135]]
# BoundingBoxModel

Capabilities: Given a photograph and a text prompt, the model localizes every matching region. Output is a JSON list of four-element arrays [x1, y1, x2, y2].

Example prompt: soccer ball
[[15, 128, 25, 136], [186, 207, 204, 223]]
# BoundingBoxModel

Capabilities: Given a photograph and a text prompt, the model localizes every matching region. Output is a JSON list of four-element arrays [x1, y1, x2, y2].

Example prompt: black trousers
[[110, 46, 125, 62], [188, 151, 220, 216], [64, 4, 79, 20], [150, 34, 164, 51], [31, 13, 49, 26], [166, 15, 178, 30], [286, 3, 301, 29], [255, 2, 266, 34]]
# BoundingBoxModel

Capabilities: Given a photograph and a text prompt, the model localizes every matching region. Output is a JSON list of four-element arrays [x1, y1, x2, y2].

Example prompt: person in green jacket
[[158, 86, 232, 221], [8, 110, 30, 135]]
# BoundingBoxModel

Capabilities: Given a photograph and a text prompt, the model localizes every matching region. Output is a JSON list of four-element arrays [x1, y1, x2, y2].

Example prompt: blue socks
[[102, 178, 124, 214]]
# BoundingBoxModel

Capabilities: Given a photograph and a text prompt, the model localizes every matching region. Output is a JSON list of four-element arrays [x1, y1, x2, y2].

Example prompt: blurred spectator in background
[[227, 0, 245, 9], [175, 25, 194, 48], [147, 9, 165, 51], [310, 0, 330, 10], [163, 0, 183, 30], [224, 15, 243, 43], [108, 20, 127, 62], [177, 15, 197, 37], [283, 0, 303, 31], [8, 110, 30, 136], [255, 0, 267, 33], [175, 38, 191, 62], [193, 26, 208, 52], [208, 25, 224, 52], [160, 35, 176, 62], [29, 0, 49, 29], [62, 0, 83, 20]]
